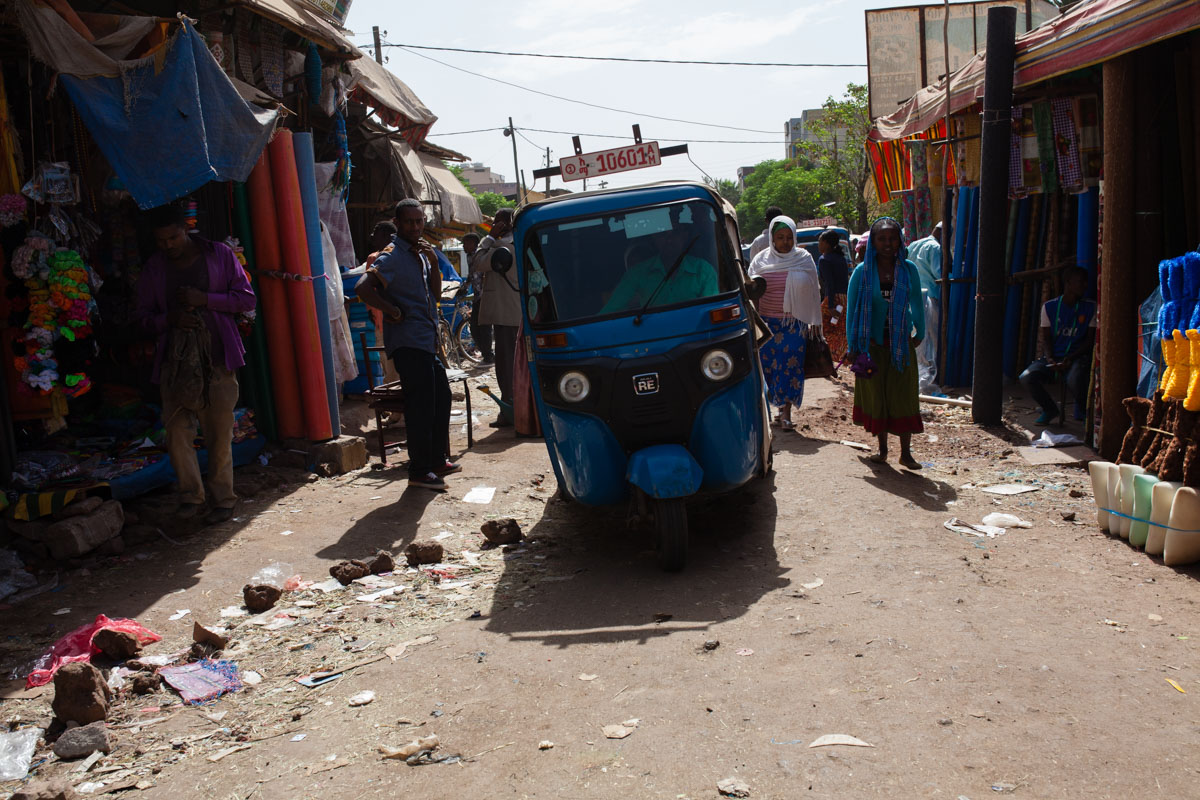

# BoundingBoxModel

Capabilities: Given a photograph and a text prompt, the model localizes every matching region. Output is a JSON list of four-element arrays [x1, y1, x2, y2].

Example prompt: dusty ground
[[3, 374, 1200, 800]]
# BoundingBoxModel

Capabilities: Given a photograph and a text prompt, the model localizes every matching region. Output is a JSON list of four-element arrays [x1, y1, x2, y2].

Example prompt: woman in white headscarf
[[747, 215, 824, 430]]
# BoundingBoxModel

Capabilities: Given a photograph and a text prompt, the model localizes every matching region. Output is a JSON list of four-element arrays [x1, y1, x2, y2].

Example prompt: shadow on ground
[[484, 469, 787, 649]]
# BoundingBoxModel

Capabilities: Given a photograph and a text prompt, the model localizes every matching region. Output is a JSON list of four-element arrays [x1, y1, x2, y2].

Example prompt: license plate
[[559, 142, 661, 183], [633, 373, 659, 395]]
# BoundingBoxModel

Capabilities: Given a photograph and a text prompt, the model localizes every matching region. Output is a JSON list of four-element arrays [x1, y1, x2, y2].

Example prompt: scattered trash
[[839, 440, 871, 451], [602, 719, 640, 739], [1101, 619, 1127, 632], [219, 606, 248, 618], [384, 635, 437, 661], [481, 518, 523, 545], [26, 615, 161, 687], [1148, 613, 1164, 622], [206, 743, 252, 762], [53, 607, 71, 616], [463, 486, 496, 504], [380, 734, 441, 761], [0, 727, 42, 779], [979, 484, 1039, 496], [717, 776, 752, 797], [736, 648, 754, 656], [311, 578, 348, 593], [356, 586, 404, 603], [280, 530, 293, 536], [652, 612, 673, 623], [0, 549, 37, 603], [349, 690, 376, 707], [578, 673, 598, 681], [801, 578, 824, 590], [980, 513, 1033, 529], [248, 562, 295, 589], [1032, 429, 1083, 448], [808, 734, 874, 748], [242, 584, 282, 613], [944, 518, 1007, 539], [1166, 678, 1187, 694], [290, 734, 307, 742], [295, 671, 342, 688], [241, 670, 263, 686], [160, 660, 243, 704], [168, 609, 190, 621], [192, 622, 230, 651], [538, 740, 554, 750]]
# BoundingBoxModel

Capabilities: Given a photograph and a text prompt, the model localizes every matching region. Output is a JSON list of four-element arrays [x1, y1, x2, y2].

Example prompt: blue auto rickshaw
[[503, 181, 773, 570]]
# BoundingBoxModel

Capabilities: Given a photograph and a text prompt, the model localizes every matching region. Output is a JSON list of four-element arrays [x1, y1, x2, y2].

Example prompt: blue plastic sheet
[[60, 19, 276, 210], [1138, 287, 1162, 399]]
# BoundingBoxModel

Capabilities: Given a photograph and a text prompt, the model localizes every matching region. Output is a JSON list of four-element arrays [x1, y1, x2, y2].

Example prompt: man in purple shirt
[[136, 204, 256, 524]]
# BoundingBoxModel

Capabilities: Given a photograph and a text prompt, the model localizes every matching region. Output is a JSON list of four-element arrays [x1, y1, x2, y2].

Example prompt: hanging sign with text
[[559, 141, 661, 183]]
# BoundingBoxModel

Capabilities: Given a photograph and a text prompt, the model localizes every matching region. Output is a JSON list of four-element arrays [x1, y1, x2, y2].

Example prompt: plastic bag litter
[[160, 659, 243, 704], [26, 614, 161, 688], [0, 549, 37, 602], [980, 513, 1033, 529], [1032, 429, 1083, 448], [0, 727, 42, 780], [248, 562, 296, 590]]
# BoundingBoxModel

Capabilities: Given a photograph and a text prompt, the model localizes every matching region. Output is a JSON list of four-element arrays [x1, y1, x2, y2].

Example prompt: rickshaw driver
[[600, 217, 718, 313]]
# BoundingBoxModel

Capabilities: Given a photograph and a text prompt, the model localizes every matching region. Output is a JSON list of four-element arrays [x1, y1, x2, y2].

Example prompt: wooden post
[[971, 6, 1017, 425], [1098, 54, 1138, 460]]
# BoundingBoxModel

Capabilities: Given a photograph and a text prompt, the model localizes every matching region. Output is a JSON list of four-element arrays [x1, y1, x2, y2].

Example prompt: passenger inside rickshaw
[[523, 201, 727, 324]]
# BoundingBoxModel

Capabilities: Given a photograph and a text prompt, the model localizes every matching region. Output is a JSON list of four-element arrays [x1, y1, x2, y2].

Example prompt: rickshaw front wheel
[[654, 498, 689, 572]]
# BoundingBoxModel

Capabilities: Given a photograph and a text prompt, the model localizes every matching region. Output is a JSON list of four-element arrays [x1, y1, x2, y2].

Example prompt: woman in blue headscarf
[[846, 217, 926, 468]]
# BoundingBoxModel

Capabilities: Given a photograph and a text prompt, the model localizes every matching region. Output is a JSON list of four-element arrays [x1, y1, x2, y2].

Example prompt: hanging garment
[[1052, 98, 1083, 193], [1032, 101, 1058, 194]]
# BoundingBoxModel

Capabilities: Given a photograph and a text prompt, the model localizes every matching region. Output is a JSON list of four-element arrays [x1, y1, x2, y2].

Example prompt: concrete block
[[308, 436, 368, 474]]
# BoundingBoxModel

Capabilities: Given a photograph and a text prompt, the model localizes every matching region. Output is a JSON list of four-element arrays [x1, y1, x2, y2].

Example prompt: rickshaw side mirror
[[745, 277, 767, 301], [491, 247, 514, 275]]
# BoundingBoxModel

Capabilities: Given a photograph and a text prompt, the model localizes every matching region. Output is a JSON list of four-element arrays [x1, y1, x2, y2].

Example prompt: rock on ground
[[92, 628, 141, 661], [405, 541, 444, 566], [242, 583, 281, 613], [130, 672, 161, 695], [330, 560, 370, 585], [367, 550, 395, 574], [51, 662, 111, 725], [42, 500, 125, 559], [481, 518, 523, 545], [52, 722, 111, 759], [10, 779, 77, 800]]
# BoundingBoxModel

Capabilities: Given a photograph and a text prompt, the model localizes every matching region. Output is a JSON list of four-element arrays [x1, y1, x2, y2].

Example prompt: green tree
[[476, 192, 515, 217], [797, 83, 881, 232], [734, 160, 827, 242], [703, 176, 743, 207]]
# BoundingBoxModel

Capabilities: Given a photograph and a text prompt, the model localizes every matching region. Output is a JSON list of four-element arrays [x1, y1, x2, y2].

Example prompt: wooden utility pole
[[544, 147, 551, 192], [506, 117, 523, 205], [971, 5, 1016, 425], [372, 26, 382, 64]]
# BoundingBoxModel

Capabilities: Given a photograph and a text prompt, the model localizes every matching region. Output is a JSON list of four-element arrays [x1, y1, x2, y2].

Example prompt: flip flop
[[899, 455, 922, 470], [780, 420, 796, 431], [868, 453, 887, 464]]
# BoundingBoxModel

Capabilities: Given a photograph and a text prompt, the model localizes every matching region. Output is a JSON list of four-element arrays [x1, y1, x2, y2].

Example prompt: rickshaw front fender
[[626, 445, 704, 500]]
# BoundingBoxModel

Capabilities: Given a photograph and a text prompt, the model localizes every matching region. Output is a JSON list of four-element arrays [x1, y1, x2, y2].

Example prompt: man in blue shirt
[[1019, 266, 1096, 424], [355, 199, 459, 491]]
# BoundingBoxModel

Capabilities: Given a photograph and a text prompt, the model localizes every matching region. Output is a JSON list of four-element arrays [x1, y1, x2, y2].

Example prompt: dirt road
[[4, 379, 1199, 799]]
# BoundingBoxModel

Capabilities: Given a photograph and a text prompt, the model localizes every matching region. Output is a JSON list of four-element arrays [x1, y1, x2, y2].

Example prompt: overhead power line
[[366, 42, 866, 68], [425, 125, 790, 146], [387, 44, 780, 135]]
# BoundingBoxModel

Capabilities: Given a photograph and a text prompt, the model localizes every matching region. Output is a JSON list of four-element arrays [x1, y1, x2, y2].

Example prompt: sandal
[[780, 419, 796, 431], [899, 455, 922, 470]]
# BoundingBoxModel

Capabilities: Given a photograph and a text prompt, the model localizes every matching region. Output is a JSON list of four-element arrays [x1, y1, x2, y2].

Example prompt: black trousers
[[470, 296, 493, 359], [391, 347, 451, 478], [492, 324, 518, 406]]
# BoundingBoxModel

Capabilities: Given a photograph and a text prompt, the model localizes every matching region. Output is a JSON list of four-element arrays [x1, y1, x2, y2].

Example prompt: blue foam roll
[[293, 132, 341, 438]]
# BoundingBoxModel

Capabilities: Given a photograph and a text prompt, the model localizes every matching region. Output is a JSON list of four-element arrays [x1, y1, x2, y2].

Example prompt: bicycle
[[438, 283, 484, 369]]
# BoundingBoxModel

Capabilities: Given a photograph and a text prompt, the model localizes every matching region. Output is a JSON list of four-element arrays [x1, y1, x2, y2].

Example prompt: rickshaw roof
[[514, 181, 727, 228]]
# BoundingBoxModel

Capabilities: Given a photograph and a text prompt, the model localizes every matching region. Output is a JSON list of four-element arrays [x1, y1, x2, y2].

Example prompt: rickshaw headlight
[[701, 349, 734, 382], [558, 371, 590, 402]]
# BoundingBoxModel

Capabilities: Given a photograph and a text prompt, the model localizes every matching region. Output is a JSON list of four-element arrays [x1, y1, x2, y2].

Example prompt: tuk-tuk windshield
[[522, 200, 734, 324]]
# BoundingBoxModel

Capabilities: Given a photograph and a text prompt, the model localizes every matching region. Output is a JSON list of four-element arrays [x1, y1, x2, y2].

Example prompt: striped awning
[[871, 0, 1200, 141]]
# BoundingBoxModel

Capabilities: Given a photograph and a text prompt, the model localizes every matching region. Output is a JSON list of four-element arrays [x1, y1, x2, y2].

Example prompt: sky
[[341, 0, 911, 193]]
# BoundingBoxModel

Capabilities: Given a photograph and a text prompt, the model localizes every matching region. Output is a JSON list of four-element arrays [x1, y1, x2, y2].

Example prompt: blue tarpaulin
[[1139, 287, 1162, 399], [60, 19, 277, 210]]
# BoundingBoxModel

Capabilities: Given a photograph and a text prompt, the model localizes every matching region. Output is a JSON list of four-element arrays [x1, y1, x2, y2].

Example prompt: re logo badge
[[633, 373, 659, 395]]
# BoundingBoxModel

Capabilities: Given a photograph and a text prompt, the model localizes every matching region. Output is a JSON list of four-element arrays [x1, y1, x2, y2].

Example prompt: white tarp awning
[[419, 153, 483, 226]]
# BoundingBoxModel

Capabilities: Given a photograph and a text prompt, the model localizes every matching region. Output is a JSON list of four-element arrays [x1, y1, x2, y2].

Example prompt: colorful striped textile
[[866, 138, 912, 201], [1052, 98, 1083, 192]]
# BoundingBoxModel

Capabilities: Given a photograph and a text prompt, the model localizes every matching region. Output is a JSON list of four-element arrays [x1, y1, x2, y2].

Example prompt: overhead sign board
[[866, 0, 1058, 119], [559, 141, 661, 183]]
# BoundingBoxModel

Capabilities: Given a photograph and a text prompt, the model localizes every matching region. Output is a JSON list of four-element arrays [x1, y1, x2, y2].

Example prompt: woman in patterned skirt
[[748, 215, 824, 430]]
